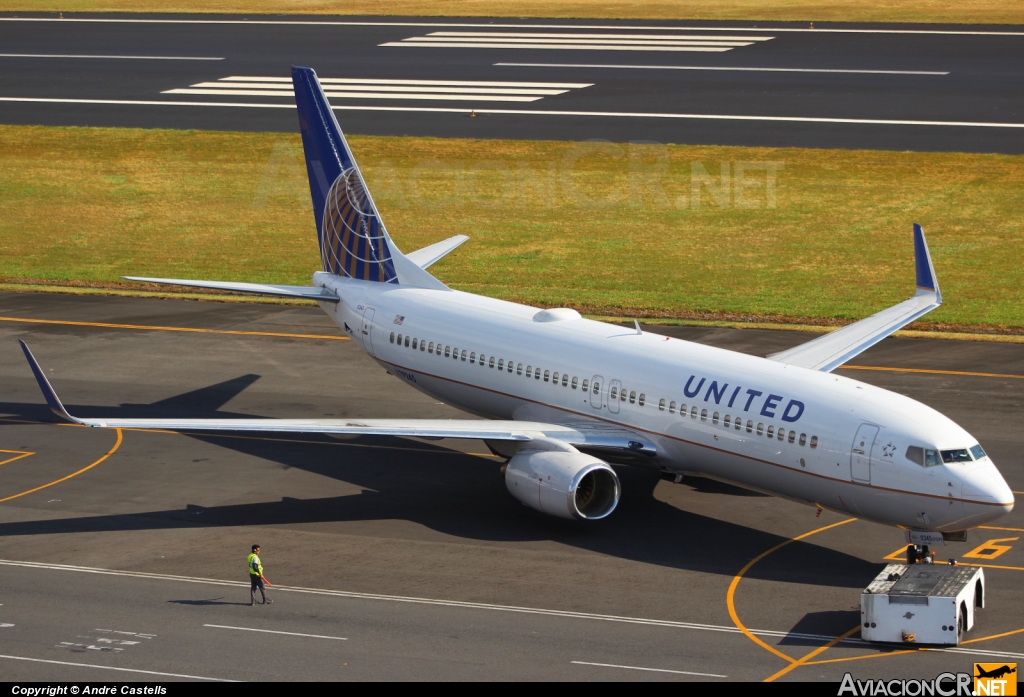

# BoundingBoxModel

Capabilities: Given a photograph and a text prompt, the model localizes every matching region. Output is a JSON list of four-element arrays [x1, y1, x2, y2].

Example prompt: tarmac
[[0, 290, 1022, 681]]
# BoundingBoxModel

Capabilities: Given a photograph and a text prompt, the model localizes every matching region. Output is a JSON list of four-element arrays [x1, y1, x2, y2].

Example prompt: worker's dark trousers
[[250, 574, 267, 604]]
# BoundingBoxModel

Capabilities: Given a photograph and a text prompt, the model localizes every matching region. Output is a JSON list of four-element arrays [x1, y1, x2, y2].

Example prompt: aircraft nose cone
[[962, 466, 1015, 510]]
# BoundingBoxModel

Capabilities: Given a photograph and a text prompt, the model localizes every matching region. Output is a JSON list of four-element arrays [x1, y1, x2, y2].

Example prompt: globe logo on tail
[[321, 168, 397, 283]]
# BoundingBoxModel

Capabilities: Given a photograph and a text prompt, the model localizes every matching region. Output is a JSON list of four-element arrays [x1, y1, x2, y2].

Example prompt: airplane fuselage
[[317, 272, 1014, 533]]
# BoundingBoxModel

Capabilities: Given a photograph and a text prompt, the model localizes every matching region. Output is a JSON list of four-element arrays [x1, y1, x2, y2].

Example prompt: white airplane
[[20, 67, 1013, 556]]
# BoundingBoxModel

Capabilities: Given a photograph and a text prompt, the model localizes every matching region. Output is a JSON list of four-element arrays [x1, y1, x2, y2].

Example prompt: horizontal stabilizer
[[20, 342, 657, 455], [767, 224, 942, 372], [406, 235, 469, 269], [123, 277, 340, 302]]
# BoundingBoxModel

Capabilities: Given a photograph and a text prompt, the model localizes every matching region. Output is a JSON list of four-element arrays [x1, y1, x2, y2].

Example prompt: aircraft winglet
[[914, 223, 941, 300], [19, 341, 81, 424]]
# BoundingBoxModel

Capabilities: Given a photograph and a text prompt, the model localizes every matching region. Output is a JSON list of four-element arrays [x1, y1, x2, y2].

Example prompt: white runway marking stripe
[[2, 96, 1021, 129], [188, 82, 571, 94], [1, 18, 1023, 36], [430, 31, 774, 41], [162, 75, 588, 103], [0, 653, 236, 681], [204, 624, 347, 640], [381, 42, 735, 52], [572, 660, 727, 677], [0, 53, 224, 60], [405, 37, 756, 46], [223, 76, 593, 88], [496, 62, 950, 76], [164, 89, 544, 103]]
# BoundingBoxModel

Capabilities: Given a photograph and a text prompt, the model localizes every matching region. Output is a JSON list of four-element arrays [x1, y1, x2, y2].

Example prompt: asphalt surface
[[0, 291, 1022, 681], [0, 14, 1022, 152]]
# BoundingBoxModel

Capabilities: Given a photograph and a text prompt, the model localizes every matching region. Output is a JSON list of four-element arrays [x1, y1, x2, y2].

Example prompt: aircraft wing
[[766, 224, 942, 373], [122, 277, 341, 302], [19, 341, 656, 456]]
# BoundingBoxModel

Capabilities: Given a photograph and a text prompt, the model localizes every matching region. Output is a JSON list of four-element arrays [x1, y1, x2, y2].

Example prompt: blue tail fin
[[292, 66, 398, 283]]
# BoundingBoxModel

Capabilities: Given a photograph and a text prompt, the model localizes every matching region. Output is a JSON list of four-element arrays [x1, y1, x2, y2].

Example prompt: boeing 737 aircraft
[[21, 67, 1014, 551]]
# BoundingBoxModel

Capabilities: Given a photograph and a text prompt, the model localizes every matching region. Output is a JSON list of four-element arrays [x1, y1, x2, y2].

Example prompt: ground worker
[[247, 544, 273, 606]]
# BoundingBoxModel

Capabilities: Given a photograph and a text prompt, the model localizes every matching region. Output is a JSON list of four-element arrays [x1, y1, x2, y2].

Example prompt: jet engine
[[504, 449, 620, 520]]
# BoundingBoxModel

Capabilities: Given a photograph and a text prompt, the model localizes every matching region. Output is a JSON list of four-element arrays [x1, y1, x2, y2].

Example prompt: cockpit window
[[970, 444, 986, 461], [908, 446, 943, 467], [941, 449, 973, 464]]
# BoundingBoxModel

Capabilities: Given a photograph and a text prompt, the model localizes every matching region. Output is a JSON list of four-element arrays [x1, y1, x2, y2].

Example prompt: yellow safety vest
[[247, 553, 263, 576]]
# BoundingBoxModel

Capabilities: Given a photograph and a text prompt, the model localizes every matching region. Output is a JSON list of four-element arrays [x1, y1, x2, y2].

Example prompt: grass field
[[3, 0, 1023, 25], [2, 124, 1023, 330]]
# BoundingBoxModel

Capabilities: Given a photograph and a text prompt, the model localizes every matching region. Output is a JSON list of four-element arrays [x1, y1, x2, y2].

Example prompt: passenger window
[[517, 364, 523, 375], [810, 436, 818, 449], [669, 401, 676, 414], [746, 420, 753, 433], [691, 406, 698, 419], [629, 391, 636, 404], [592, 382, 599, 394], [507, 360, 513, 373], [906, 446, 924, 466], [428, 342, 433, 353], [544, 371, 550, 382], [420, 340, 425, 352], [445, 346, 451, 357], [712, 412, 719, 425], [621, 390, 626, 401], [788, 431, 795, 444], [404, 336, 410, 348], [562, 375, 569, 387], [551, 371, 558, 383], [638, 393, 645, 406], [397, 334, 403, 345], [724, 415, 731, 427], [700, 408, 707, 422], [581, 379, 588, 391], [679, 404, 687, 417], [497, 358, 503, 370], [470, 352, 476, 364], [411, 338, 417, 350], [735, 418, 742, 431], [756, 423, 764, 436], [489, 357, 495, 368], [536, 369, 541, 380], [571, 377, 578, 389], [390, 332, 395, 344], [610, 386, 618, 400], [659, 399, 666, 412], [970, 444, 986, 461], [778, 428, 785, 441], [461, 350, 467, 361], [767, 425, 774, 438], [924, 449, 941, 467], [799, 433, 807, 446], [526, 366, 532, 378]]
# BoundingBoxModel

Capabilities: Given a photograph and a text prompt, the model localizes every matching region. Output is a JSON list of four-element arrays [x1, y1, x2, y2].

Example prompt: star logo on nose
[[882, 442, 896, 458]]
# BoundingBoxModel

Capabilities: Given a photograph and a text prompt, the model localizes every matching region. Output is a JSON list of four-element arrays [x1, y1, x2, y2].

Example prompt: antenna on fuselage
[[633, 319, 642, 336]]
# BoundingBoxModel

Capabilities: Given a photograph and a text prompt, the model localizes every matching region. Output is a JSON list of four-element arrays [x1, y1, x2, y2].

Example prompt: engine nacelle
[[504, 449, 620, 520]]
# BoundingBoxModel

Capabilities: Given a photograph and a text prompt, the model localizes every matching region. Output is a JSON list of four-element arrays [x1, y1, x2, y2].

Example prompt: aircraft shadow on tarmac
[[0, 375, 881, 589], [168, 598, 250, 607]]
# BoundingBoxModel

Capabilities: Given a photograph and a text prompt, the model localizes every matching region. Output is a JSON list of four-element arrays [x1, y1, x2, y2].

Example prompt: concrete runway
[[0, 14, 1022, 152], [0, 291, 1022, 681]]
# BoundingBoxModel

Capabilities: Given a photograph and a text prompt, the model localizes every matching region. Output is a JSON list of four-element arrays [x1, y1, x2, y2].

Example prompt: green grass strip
[[2, 124, 1022, 330]]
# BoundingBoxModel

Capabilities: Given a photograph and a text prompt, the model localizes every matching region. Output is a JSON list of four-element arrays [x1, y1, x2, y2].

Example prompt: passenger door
[[851, 424, 879, 483], [360, 307, 376, 356], [589, 375, 604, 410], [608, 379, 622, 414]]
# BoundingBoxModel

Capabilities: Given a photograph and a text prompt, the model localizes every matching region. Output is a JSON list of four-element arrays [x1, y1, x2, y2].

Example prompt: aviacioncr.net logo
[[839, 672, 973, 696]]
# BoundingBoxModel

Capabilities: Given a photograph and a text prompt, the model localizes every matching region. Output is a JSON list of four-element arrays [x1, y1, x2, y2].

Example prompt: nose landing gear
[[906, 544, 936, 564]]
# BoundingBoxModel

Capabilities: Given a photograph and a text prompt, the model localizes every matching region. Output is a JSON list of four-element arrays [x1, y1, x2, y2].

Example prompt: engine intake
[[504, 449, 620, 520]]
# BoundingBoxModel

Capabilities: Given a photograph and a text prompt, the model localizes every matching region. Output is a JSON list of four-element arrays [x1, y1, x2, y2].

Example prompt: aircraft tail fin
[[292, 66, 399, 283]]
